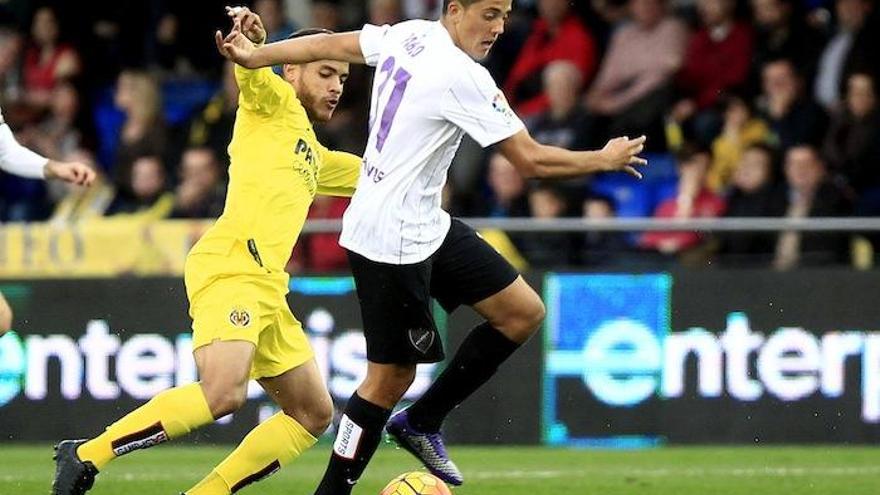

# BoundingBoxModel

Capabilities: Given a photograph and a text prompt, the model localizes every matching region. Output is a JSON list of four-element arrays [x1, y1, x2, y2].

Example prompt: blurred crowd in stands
[[0, 0, 878, 271]]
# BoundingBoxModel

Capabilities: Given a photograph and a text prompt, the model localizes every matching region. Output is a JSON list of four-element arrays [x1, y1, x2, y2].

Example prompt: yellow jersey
[[186, 65, 360, 298]]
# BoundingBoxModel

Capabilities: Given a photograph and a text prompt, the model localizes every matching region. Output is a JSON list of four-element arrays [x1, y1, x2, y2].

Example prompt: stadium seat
[[640, 152, 677, 182], [651, 176, 679, 209], [590, 173, 654, 218]]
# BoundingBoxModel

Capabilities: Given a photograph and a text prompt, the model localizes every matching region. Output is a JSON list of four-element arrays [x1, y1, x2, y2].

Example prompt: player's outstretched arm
[[498, 129, 647, 180], [219, 27, 364, 68], [44, 160, 96, 186], [0, 291, 12, 336], [0, 122, 95, 186]]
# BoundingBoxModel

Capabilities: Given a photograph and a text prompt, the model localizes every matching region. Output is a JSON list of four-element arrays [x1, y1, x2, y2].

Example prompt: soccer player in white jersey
[[0, 106, 95, 335], [219, 1, 646, 492]]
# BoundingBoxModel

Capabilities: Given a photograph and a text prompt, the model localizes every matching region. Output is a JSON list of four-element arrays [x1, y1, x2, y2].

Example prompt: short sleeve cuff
[[359, 23, 390, 67]]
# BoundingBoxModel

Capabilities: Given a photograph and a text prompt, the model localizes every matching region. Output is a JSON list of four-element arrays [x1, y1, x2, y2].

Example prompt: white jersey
[[339, 20, 525, 264], [0, 105, 48, 179]]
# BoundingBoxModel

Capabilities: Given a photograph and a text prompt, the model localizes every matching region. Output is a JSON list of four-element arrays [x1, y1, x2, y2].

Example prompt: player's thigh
[[194, 339, 256, 413], [430, 219, 521, 313], [189, 279, 265, 351], [347, 249, 444, 365], [471, 275, 545, 342], [194, 339, 255, 385], [257, 358, 333, 435], [251, 305, 314, 380], [189, 279, 267, 408]]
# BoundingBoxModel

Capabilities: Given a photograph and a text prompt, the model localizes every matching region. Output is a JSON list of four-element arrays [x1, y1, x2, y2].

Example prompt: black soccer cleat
[[52, 440, 98, 495]]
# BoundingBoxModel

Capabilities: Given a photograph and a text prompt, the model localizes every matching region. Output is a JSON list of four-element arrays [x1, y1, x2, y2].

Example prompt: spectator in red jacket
[[504, 0, 597, 117], [641, 144, 726, 255], [22, 6, 80, 111], [670, 0, 753, 144]]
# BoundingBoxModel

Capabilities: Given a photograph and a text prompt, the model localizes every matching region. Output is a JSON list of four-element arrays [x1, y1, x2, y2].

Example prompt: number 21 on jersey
[[372, 56, 411, 152]]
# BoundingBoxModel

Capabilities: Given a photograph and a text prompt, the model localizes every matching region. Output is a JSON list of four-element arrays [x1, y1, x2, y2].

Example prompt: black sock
[[314, 392, 391, 495], [407, 322, 520, 433]]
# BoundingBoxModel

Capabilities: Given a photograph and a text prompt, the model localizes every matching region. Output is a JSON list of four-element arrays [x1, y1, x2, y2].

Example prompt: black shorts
[[347, 218, 520, 364]]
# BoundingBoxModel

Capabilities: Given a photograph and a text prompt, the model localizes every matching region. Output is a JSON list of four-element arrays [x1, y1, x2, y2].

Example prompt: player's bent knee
[[527, 298, 547, 331], [360, 363, 416, 408], [497, 295, 545, 342], [381, 367, 416, 393], [315, 403, 334, 433], [372, 375, 415, 399], [202, 384, 248, 418], [213, 392, 247, 418], [284, 390, 334, 437], [301, 400, 334, 437]]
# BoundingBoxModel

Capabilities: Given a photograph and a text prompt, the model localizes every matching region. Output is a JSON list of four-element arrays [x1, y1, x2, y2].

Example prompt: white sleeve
[[359, 23, 391, 67], [0, 124, 48, 179], [440, 64, 525, 148]]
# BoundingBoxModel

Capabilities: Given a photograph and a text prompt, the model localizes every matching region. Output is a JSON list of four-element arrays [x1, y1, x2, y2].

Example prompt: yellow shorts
[[186, 261, 312, 380]]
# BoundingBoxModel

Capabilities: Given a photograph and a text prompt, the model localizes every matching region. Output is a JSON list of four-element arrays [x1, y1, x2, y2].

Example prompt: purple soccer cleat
[[385, 410, 463, 486]]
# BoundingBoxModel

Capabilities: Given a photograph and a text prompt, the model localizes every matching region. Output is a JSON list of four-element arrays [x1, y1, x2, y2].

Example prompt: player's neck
[[439, 17, 463, 52]]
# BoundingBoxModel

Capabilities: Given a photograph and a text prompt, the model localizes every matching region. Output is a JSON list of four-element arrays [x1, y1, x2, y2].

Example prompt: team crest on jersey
[[491, 92, 516, 122], [229, 307, 252, 328], [408, 328, 435, 354]]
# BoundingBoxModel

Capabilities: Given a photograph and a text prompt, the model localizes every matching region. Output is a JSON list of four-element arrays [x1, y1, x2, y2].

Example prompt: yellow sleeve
[[316, 145, 361, 197], [234, 65, 291, 115]]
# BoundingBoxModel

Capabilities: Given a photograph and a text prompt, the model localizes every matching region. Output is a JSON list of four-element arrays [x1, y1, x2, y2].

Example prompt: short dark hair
[[718, 88, 755, 115], [675, 142, 711, 164], [529, 182, 571, 203], [584, 192, 617, 213], [284, 29, 335, 68], [287, 28, 334, 40], [743, 142, 779, 177], [443, 0, 480, 14], [788, 143, 822, 161], [744, 142, 776, 159], [763, 57, 801, 79]]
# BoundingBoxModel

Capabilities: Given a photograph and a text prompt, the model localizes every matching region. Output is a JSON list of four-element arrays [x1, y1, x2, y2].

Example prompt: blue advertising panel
[[543, 274, 672, 447], [542, 271, 880, 446]]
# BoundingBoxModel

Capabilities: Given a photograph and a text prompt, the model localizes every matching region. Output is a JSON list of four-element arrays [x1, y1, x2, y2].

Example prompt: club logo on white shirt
[[491, 92, 516, 123]]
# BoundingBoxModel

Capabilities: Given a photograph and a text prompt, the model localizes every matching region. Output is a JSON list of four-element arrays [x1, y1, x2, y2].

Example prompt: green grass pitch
[[1, 444, 878, 494]]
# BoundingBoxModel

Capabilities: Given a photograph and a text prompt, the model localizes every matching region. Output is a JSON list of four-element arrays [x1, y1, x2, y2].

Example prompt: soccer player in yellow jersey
[[52, 7, 360, 495]]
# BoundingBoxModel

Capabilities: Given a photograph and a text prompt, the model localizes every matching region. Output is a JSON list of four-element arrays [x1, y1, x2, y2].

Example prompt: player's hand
[[215, 29, 256, 67], [44, 160, 96, 186], [215, 28, 258, 68], [225, 6, 267, 45], [600, 135, 648, 179]]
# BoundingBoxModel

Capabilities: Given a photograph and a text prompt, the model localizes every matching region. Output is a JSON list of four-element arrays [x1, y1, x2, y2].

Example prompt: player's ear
[[282, 63, 299, 83], [445, 0, 462, 20]]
